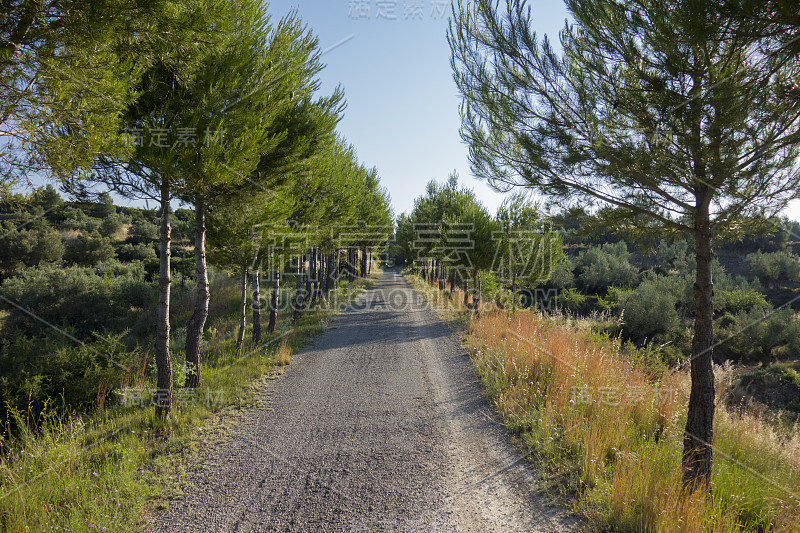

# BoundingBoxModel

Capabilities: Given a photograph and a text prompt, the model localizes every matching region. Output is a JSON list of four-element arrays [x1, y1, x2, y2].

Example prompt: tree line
[[1, 1, 392, 420]]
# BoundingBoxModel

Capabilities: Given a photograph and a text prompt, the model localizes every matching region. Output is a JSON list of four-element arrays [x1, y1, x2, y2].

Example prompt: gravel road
[[155, 270, 576, 532]]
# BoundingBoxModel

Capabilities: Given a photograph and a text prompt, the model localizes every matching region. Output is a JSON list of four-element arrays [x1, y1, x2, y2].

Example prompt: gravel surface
[[155, 270, 576, 532]]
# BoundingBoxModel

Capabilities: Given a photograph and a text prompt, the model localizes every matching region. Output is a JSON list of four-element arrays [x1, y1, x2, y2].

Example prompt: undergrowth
[[409, 273, 800, 533], [0, 272, 378, 532]]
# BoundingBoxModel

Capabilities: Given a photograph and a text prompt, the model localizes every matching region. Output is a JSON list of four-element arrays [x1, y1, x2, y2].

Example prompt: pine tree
[[450, 0, 800, 487]]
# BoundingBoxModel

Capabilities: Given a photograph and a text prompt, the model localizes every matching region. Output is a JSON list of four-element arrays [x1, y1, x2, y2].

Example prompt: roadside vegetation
[[1, 1, 391, 529], [0, 267, 377, 531], [410, 274, 800, 532], [393, 168, 800, 532]]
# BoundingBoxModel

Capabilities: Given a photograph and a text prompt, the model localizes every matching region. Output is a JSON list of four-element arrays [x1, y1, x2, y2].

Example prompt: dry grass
[[409, 274, 800, 532], [277, 339, 292, 367]]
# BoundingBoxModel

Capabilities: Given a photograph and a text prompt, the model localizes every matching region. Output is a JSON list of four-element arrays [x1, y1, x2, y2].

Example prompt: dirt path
[[155, 270, 576, 532]]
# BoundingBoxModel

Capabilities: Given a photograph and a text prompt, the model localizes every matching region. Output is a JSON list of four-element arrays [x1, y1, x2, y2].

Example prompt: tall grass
[[0, 272, 378, 532], [410, 275, 800, 532]]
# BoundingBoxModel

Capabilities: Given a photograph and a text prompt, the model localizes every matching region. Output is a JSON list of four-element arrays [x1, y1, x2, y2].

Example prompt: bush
[[549, 258, 575, 289], [596, 285, 631, 312], [64, 232, 116, 266], [558, 287, 587, 312], [746, 250, 800, 288], [0, 264, 154, 338], [0, 226, 64, 277], [652, 238, 690, 275], [715, 306, 800, 365], [617, 281, 681, 344], [116, 242, 156, 262], [0, 331, 142, 421], [576, 241, 640, 290], [99, 213, 125, 238], [54, 205, 88, 229], [716, 287, 769, 314], [127, 219, 159, 244]]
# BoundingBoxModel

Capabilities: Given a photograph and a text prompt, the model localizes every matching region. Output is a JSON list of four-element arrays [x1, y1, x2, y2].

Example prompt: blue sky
[[266, 0, 570, 218], [267, 0, 800, 223]]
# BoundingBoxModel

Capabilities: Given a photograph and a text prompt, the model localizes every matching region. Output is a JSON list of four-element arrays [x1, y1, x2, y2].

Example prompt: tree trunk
[[334, 250, 340, 289], [463, 276, 470, 307], [348, 248, 355, 283], [236, 264, 247, 352], [329, 252, 336, 294], [154, 177, 173, 419], [310, 248, 319, 306], [449, 269, 455, 300], [361, 245, 367, 278], [303, 248, 312, 306], [267, 270, 280, 334], [252, 265, 261, 344], [317, 251, 323, 301], [293, 255, 304, 324], [472, 270, 481, 314], [184, 199, 208, 388], [683, 202, 716, 489]]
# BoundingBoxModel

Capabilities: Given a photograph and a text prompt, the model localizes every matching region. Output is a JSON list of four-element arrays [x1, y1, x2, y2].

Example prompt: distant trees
[[396, 175, 561, 309], [494, 193, 562, 313], [450, 0, 800, 487]]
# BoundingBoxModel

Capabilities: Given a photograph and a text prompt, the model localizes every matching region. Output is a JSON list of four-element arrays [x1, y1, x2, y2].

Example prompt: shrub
[[0, 264, 154, 338], [0, 331, 142, 421], [746, 250, 800, 288], [652, 238, 690, 274], [576, 241, 640, 290], [127, 219, 159, 244], [715, 306, 800, 365], [64, 232, 116, 266], [716, 287, 769, 314], [29, 185, 62, 214], [0, 227, 64, 277], [617, 281, 681, 344], [596, 285, 631, 312], [99, 213, 125, 238], [558, 287, 587, 312], [549, 258, 575, 289], [116, 242, 156, 262]]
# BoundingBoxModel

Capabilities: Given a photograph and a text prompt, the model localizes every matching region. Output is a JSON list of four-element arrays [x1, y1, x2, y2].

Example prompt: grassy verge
[[0, 272, 379, 532], [407, 274, 800, 533]]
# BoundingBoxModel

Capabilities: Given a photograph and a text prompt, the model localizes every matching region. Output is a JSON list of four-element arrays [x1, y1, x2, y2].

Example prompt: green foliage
[[715, 307, 800, 365], [54, 205, 88, 230], [596, 285, 631, 313], [558, 288, 587, 312], [0, 264, 153, 338], [617, 282, 681, 345], [29, 185, 63, 213], [746, 250, 800, 288], [116, 242, 157, 262], [127, 219, 159, 244], [99, 213, 125, 238], [716, 287, 770, 314], [494, 192, 565, 289], [400, 173, 497, 281], [576, 242, 640, 290], [0, 332, 142, 419], [477, 270, 503, 302], [64, 232, 116, 266], [653, 239, 690, 275], [549, 258, 575, 289], [0, 225, 65, 277]]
